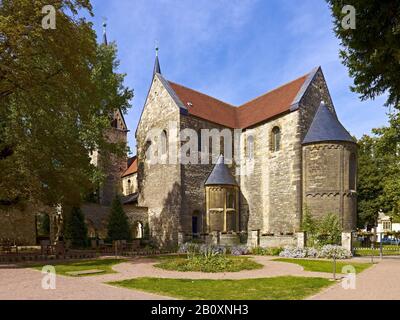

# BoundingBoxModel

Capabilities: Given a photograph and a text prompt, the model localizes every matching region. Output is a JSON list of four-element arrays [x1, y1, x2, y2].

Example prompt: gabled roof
[[205, 155, 237, 186], [236, 73, 310, 128], [165, 68, 318, 129], [302, 102, 355, 145], [122, 156, 137, 177], [169, 81, 238, 128]]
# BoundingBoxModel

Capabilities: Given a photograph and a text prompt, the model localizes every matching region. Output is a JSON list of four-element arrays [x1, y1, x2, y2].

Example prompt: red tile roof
[[169, 81, 238, 128], [122, 157, 137, 177], [167, 72, 310, 129]]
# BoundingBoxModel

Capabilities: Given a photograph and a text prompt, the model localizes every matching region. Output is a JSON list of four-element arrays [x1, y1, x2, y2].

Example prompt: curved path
[[1, 255, 384, 300], [309, 257, 400, 300]]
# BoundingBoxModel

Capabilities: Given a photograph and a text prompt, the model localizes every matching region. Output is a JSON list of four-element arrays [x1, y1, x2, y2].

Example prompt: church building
[[123, 53, 358, 248]]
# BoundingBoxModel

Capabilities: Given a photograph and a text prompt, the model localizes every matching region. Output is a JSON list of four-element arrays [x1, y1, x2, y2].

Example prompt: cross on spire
[[102, 17, 108, 45]]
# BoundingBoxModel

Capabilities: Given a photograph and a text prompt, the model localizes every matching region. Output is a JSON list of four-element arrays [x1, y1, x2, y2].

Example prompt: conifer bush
[[64, 207, 88, 248], [107, 195, 132, 241]]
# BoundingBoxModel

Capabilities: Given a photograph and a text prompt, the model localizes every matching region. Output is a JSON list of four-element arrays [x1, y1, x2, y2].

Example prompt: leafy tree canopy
[[327, 0, 400, 108], [0, 0, 133, 208]]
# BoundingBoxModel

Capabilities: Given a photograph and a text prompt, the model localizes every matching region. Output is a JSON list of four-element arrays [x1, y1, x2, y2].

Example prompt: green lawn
[[32, 258, 126, 276], [154, 255, 263, 273], [109, 276, 333, 300], [273, 258, 372, 274]]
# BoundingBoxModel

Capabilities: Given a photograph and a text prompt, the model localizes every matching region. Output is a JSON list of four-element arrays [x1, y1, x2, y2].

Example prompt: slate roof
[[205, 155, 237, 186], [153, 55, 161, 75], [302, 102, 355, 145], [167, 68, 317, 129], [121, 192, 139, 204]]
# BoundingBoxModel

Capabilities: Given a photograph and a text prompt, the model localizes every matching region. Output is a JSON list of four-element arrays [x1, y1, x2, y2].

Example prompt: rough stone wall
[[98, 128, 127, 206], [0, 204, 54, 245], [240, 110, 302, 235], [302, 142, 357, 231], [122, 173, 138, 195], [298, 68, 336, 140], [136, 75, 182, 248], [179, 114, 235, 236], [124, 205, 149, 238]]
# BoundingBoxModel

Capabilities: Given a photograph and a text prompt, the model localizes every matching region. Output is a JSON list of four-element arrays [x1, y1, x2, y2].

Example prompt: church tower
[[302, 102, 357, 231], [90, 21, 129, 205]]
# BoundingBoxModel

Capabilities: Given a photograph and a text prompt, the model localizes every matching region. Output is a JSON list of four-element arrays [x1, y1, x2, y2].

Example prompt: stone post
[[341, 232, 353, 252], [178, 231, 185, 246], [296, 232, 306, 248], [250, 229, 260, 247]]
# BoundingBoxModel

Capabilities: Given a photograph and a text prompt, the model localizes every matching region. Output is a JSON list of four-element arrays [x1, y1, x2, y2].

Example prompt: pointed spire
[[153, 43, 161, 75], [302, 101, 355, 145], [102, 18, 108, 45], [205, 155, 237, 186]]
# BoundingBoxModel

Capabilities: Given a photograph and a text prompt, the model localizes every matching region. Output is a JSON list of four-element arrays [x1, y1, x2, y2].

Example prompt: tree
[[317, 213, 342, 245], [0, 0, 133, 209], [302, 208, 342, 247], [107, 195, 131, 241], [327, 1, 400, 226], [64, 206, 88, 248], [356, 135, 385, 228], [326, 0, 400, 108]]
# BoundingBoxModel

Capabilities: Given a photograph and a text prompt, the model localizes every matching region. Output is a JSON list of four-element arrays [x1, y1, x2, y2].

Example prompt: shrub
[[230, 245, 250, 256], [107, 195, 132, 241], [143, 222, 150, 240], [64, 207, 88, 248], [317, 214, 342, 245], [302, 207, 342, 247], [278, 245, 351, 259], [279, 246, 308, 258], [178, 242, 201, 256], [318, 245, 352, 259], [251, 246, 283, 256], [156, 254, 262, 273], [199, 244, 226, 258]]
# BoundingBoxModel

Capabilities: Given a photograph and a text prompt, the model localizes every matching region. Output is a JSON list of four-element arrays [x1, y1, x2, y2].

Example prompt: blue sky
[[89, 0, 388, 153]]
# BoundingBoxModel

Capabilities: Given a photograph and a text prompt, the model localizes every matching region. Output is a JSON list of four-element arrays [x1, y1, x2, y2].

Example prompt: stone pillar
[[178, 231, 185, 246], [296, 232, 306, 248], [250, 229, 260, 247], [342, 232, 352, 252]]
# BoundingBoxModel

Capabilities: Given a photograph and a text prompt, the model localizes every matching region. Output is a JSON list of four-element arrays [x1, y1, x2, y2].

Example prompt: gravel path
[[309, 257, 400, 300], [0, 266, 171, 300], [1, 255, 393, 300]]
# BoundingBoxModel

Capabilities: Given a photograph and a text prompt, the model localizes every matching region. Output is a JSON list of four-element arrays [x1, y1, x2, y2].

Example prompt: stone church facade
[[131, 56, 357, 248], [0, 51, 357, 248]]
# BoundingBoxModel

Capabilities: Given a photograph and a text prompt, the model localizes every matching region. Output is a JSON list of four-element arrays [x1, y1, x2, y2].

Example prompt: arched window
[[127, 179, 132, 194], [271, 126, 281, 152], [349, 153, 356, 190], [161, 130, 168, 156]]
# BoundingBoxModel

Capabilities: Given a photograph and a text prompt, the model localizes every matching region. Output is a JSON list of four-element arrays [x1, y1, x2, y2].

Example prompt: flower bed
[[278, 245, 352, 259]]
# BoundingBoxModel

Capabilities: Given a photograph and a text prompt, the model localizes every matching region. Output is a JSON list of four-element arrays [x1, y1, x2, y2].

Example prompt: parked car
[[381, 238, 400, 245]]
